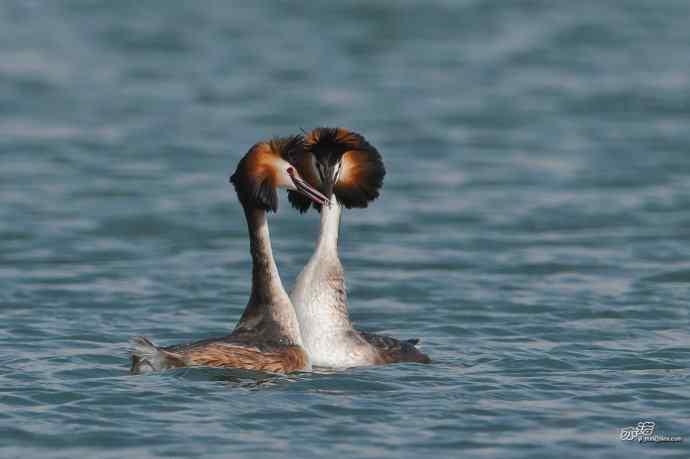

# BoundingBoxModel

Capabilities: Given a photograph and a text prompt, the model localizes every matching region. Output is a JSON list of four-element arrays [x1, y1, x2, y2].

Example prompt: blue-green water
[[1, 1, 689, 458]]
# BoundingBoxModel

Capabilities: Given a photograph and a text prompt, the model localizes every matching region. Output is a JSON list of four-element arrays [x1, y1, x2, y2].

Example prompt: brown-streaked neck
[[234, 205, 302, 346]]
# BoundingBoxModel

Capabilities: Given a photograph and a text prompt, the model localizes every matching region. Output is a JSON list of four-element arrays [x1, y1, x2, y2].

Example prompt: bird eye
[[287, 166, 294, 175]]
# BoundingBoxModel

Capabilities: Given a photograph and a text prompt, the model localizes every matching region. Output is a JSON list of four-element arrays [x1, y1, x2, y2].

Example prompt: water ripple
[[2, 1, 690, 458]]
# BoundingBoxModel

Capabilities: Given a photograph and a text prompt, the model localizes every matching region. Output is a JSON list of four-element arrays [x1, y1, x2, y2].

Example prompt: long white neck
[[234, 207, 303, 346], [291, 199, 352, 358], [316, 198, 341, 253]]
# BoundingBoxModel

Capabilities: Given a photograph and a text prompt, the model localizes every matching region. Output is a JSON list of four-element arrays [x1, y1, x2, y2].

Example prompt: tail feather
[[130, 336, 185, 374]]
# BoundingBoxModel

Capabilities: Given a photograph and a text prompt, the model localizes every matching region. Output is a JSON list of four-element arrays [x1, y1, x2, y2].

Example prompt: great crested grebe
[[131, 136, 328, 374], [288, 127, 431, 368]]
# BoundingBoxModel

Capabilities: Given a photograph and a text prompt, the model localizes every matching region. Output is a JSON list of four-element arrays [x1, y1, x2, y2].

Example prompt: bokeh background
[[1, 1, 689, 458]]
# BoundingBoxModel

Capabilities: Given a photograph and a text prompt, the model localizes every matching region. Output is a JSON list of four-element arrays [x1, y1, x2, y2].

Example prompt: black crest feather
[[288, 127, 384, 212], [271, 135, 305, 166], [287, 190, 312, 213]]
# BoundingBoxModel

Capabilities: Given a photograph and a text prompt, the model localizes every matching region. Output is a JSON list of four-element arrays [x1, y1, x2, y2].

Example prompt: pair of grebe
[[131, 128, 430, 374]]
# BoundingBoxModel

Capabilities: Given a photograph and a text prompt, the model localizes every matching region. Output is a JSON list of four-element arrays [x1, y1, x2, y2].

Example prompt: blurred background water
[[1, 1, 689, 458]]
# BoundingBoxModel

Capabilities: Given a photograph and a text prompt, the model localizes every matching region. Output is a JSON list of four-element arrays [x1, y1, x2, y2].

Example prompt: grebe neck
[[234, 206, 302, 345], [316, 198, 342, 254]]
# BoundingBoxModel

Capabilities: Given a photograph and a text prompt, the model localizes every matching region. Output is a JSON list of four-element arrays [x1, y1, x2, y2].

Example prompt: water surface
[[1, 1, 689, 458]]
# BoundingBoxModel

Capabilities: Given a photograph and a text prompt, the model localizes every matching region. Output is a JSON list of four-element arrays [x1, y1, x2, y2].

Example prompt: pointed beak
[[321, 163, 337, 199], [288, 169, 329, 206]]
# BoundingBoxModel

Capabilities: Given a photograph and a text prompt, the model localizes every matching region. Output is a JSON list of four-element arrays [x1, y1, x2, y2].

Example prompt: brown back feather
[[184, 343, 308, 374]]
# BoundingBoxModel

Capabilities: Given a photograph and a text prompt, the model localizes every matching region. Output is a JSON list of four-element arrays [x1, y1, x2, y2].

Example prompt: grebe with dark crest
[[288, 128, 431, 368], [130, 136, 328, 374]]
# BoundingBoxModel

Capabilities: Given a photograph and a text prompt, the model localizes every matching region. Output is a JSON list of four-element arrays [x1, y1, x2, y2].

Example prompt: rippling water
[[1, 1, 689, 458]]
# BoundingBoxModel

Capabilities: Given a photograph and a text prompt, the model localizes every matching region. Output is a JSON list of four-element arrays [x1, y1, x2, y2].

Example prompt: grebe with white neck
[[130, 136, 328, 374], [289, 128, 431, 368]]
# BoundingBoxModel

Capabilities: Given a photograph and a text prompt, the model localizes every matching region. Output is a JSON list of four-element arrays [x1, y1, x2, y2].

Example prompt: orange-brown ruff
[[131, 136, 320, 375], [289, 128, 431, 367], [289, 127, 385, 212]]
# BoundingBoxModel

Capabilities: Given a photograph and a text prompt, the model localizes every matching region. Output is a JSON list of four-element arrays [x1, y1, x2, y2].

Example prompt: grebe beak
[[288, 168, 329, 206], [320, 163, 338, 200]]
